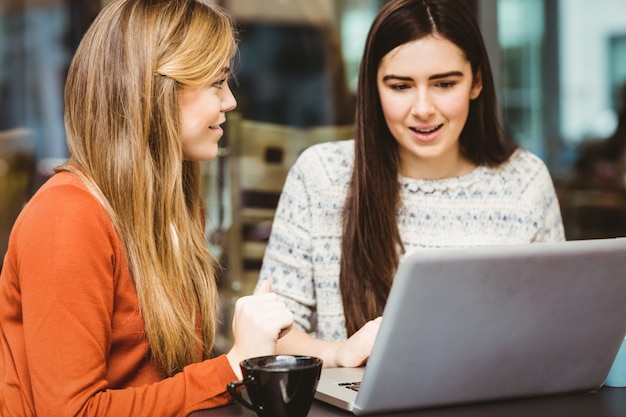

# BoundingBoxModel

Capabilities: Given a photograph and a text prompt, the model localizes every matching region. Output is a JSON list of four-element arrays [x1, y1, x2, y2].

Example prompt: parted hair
[[60, 0, 237, 376], [340, 0, 517, 336]]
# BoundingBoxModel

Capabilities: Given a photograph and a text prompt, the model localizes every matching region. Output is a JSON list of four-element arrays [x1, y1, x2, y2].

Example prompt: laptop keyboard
[[338, 381, 361, 392]]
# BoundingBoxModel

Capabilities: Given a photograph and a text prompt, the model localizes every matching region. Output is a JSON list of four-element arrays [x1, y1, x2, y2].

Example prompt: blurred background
[[1, 0, 626, 349]]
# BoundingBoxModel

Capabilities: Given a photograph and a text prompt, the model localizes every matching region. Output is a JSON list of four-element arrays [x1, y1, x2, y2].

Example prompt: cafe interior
[[1, 0, 626, 352]]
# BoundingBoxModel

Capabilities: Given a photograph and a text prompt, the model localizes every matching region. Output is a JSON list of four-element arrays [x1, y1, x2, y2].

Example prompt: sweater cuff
[[182, 354, 239, 414]]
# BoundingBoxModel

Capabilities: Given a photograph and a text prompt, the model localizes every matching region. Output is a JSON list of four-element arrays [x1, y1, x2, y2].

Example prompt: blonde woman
[[0, 0, 293, 415]]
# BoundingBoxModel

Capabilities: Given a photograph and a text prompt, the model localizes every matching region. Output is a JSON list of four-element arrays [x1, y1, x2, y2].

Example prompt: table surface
[[189, 386, 626, 417]]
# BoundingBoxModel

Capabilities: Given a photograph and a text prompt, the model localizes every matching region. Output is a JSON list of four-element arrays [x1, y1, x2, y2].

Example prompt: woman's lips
[[410, 124, 443, 134], [409, 124, 443, 141]]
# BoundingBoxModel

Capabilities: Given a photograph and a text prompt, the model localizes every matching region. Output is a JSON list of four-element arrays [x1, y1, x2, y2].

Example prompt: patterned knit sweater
[[259, 140, 565, 341]]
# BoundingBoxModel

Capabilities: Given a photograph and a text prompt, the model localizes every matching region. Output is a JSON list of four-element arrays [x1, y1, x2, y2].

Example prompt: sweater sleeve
[[259, 151, 317, 333], [2, 178, 237, 417], [529, 160, 566, 243]]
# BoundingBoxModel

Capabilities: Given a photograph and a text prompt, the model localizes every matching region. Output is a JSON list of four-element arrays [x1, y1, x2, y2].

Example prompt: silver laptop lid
[[350, 238, 626, 415]]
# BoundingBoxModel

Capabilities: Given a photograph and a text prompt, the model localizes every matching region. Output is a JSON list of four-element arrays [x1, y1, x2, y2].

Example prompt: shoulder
[[486, 149, 555, 198], [493, 149, 552, 181], [20, 172, 106, 219], [296, 139, 354, 166], [290, 139, 354, 186], [507, 148, 549, 170], [11, 172, 117, 248]]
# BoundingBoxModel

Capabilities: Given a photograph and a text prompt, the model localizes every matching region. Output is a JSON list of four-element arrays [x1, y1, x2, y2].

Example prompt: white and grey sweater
[[259, 139, 565, 341]]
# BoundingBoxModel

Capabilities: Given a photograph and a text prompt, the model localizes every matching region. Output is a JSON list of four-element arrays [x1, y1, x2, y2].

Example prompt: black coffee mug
[[227, 355, 323, 417]]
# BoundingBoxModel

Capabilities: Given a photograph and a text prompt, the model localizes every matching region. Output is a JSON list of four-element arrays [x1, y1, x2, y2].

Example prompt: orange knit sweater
[[0, 172, 237, 416]]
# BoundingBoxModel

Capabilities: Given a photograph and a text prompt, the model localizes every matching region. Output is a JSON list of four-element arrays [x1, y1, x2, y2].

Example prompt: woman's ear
[[470, 67, 483, 100]]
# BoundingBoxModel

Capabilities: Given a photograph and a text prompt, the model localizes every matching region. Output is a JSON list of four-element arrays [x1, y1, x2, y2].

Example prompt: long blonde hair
[[60, 0, 237, 376]]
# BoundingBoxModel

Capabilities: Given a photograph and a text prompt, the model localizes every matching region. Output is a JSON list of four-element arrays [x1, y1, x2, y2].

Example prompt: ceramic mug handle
[[227, 376, 261, 413]]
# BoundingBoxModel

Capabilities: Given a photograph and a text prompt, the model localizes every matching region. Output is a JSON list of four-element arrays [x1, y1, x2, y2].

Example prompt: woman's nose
[[411, 90, 434, 119], [222, 82, 237, 113]]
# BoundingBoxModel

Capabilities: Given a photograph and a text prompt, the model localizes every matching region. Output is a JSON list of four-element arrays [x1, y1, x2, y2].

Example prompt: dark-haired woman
[[258, 0, 564, 368]]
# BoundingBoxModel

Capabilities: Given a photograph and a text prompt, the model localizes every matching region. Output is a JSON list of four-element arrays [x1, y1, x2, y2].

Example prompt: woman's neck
[[399, 152, 477, 180]]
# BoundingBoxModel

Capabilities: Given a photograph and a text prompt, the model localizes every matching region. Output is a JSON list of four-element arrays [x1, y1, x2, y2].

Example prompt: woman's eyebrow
[[382, 74, 412, 82], [429, 70, 463, 80], [382, 71, 464, 82]]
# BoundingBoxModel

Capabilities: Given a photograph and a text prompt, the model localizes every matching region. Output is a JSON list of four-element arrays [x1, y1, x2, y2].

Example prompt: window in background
[[335, 0, 380, 92], [497, 0, 626, 176], [0, 5, 70, 164], [498, 0, 546, 158], [226, 0, 356, 127], [609, 33, 626, 112], [558, 0, 626, 145], [0, 1, 99, 178]]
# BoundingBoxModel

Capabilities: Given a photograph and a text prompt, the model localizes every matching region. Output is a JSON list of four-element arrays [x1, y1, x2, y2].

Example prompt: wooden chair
[[213, 113, 353, 351]]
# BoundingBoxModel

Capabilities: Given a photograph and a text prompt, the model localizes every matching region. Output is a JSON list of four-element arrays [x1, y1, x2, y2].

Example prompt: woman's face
[[179, 69, 237, 161], [377, 35, 482, 179]]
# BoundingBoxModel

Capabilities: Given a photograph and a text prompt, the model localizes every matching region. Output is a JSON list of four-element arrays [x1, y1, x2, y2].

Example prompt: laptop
[[314, 238, 626, 415]]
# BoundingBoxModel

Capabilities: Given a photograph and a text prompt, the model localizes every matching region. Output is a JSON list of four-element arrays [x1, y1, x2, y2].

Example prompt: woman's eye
[[390, 84, 410, 91], [213, 78, 227, 88], [437, 81, 456, 89]]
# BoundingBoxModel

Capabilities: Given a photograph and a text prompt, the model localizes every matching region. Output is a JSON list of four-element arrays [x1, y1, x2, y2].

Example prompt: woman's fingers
[[230, 285, 294, 361], [335, 316, 382, 367]]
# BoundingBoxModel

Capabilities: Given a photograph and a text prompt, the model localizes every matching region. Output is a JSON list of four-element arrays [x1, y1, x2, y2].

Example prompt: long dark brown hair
[[340, 0, 517, 336]]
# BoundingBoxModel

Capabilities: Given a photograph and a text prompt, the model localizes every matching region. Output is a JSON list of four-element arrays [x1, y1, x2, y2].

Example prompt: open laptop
[[315, 238, 626, 415]]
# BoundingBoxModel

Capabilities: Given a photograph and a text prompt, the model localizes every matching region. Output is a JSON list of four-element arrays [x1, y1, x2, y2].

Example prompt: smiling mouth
[[410, 124, 443, 134]]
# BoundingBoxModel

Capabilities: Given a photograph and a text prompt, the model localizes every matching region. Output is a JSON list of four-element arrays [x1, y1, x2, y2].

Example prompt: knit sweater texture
[[259, 140, 566, 341]]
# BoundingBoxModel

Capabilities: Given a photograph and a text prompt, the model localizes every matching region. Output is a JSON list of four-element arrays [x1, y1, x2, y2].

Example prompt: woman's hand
[[333, 317, 382, 368], [274, 316, 382, 368], [226, 280, 294, 377]]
